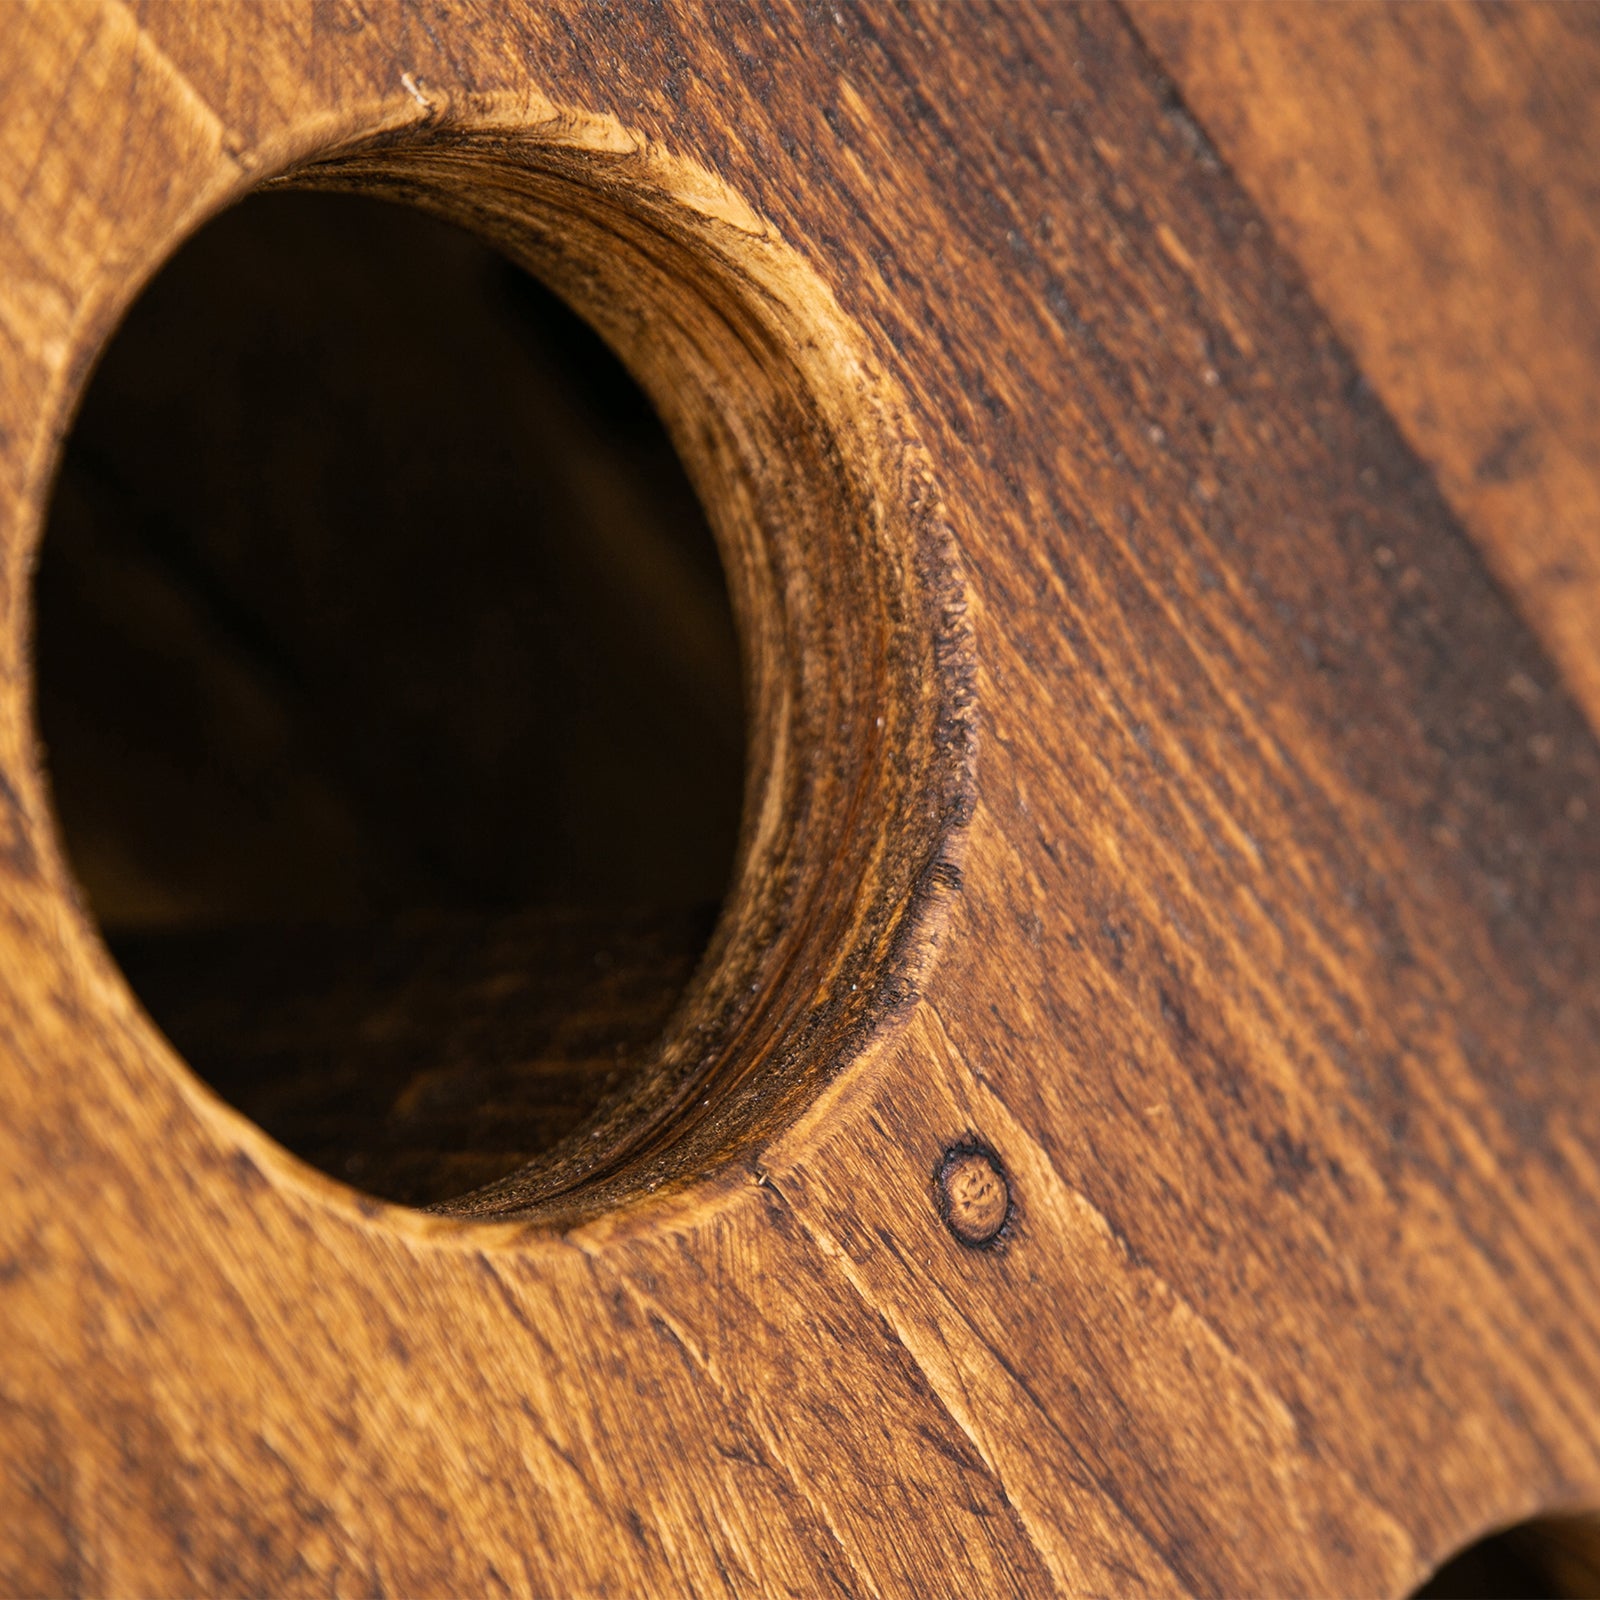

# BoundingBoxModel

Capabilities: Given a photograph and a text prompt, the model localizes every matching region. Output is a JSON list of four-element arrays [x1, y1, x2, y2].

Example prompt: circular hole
[[30, 129, 973, 1226], [36, 188, 745, 1209], [1412, 1515, 1600, 1598]]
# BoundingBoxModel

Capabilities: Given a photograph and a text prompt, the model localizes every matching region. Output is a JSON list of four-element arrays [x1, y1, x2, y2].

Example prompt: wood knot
[[936, 1141, 1011, 1248]]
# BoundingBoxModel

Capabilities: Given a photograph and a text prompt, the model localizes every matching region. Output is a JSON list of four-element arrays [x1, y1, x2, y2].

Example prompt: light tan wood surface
[[3, 3, 1600, 1595]]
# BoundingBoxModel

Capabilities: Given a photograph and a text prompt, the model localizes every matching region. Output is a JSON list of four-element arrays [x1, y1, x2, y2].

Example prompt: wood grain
[[1129, 0, 1600, 734], [1, 2, 1599, 1595]]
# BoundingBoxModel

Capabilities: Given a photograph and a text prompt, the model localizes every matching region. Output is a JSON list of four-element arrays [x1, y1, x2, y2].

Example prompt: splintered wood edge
[[19, 98, 978, 1233]]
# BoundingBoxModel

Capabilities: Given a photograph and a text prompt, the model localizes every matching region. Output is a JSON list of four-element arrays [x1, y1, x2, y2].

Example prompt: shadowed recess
[[36, 189, 745, 1208], [1413, 1515, 1600, 1598]]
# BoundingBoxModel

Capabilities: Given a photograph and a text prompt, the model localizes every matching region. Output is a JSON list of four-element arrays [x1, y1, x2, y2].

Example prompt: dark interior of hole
[[36, 189, 745, 1208], [1413, 1515, 1600, 1599]]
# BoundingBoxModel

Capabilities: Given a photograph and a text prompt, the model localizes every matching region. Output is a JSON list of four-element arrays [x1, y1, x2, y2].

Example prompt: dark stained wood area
[[1129, 0, 1600, 734]]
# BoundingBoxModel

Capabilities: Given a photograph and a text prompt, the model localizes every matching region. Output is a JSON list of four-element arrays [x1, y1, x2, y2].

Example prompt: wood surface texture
[[3, 2, 1600, 1596], [1129, 0, 1600, 736]]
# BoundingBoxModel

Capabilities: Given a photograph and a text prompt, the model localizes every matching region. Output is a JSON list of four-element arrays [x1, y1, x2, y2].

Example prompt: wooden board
[[2, 2, 1600, 1593]]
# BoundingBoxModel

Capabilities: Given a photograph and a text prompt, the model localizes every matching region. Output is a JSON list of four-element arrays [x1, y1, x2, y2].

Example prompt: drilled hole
[[36, 189, 744, 1208], [31, 129, 971, 1226], [1413, 1515, 1600, 1598]]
